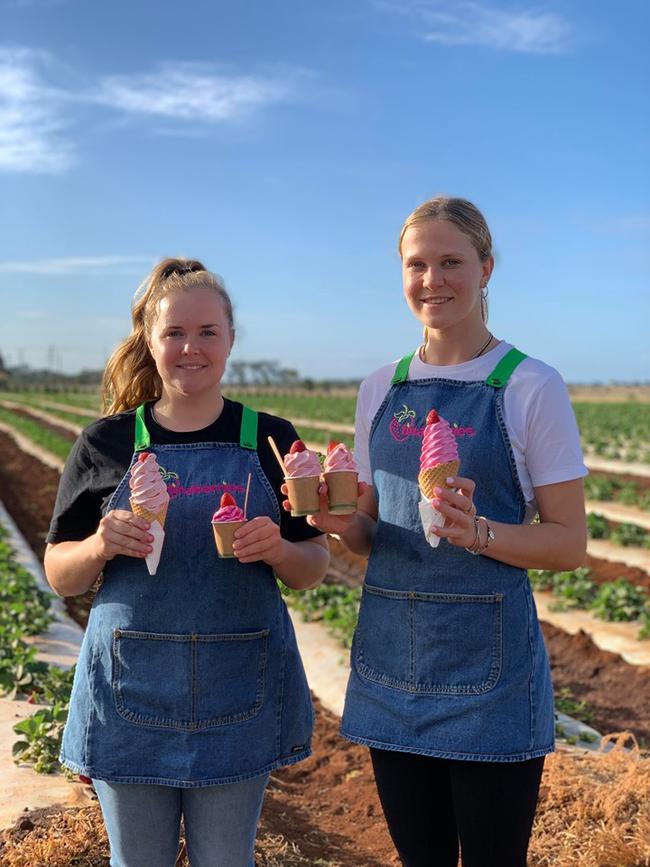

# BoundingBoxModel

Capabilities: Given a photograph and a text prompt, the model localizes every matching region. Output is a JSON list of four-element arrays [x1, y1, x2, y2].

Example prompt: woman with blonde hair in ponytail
[[44, 258, 328, 867], [309, 196, 588, 866]]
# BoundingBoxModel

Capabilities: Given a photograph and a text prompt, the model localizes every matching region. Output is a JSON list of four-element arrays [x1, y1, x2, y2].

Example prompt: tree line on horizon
[[0, 352, 361, 392]]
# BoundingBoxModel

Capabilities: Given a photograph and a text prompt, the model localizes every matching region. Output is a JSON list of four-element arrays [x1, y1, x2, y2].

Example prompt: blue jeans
[[93, 775, 269, 867]]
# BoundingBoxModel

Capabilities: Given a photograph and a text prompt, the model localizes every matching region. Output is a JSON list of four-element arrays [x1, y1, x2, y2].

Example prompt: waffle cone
[[130, 498, 168, 529], [418, 461, 461, 500]]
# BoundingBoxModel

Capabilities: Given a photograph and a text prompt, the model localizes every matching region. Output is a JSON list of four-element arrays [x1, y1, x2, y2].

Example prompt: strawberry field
[[0, 387, 649, 865]]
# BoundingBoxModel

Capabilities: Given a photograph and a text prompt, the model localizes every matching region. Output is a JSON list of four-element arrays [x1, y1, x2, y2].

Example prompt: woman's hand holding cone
[[93, 509, 154, 561], [428, 475, 478, 547]]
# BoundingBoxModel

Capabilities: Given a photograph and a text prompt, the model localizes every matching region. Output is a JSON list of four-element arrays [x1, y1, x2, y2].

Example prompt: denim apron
[[341, 348, 555, 762], [61, 405, 313, 786]]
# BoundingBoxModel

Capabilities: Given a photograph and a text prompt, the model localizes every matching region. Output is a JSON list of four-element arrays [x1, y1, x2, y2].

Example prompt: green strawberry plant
[[12, 702, 71, 775], [590, 579, 648, 622], [0, 521, 75, 774]]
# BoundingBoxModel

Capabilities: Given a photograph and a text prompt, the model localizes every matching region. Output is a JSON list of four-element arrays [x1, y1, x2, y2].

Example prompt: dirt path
[[585, 455, 650, 478], [586, 500, 650, 530], [587, 538, 650, 573]]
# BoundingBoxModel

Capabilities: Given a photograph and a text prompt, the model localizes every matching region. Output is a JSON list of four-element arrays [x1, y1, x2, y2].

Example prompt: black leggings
[[370, 748, 545, 867]]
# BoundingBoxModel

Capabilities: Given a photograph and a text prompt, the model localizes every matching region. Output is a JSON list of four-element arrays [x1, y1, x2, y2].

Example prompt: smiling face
[[401, 219, 493, 333], [147, 285, 234, 399]]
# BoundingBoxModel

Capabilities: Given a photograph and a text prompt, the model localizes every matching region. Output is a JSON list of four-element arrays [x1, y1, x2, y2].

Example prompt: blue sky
[[1, 0, 648, 383]]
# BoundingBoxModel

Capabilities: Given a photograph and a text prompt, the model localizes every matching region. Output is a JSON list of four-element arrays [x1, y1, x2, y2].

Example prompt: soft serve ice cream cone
[[418, 410, 460, 497], [323, 441, 358, 515], [284, 440, 321, 517], [129, 452, 170, 575], [211, 493, 246, 558], [418, 409, 460, 547]]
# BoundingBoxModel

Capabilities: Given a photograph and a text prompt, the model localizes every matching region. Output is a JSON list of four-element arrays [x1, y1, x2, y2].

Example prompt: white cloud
[[0, 255, 153, 274], [377, 1, 572, 54], [0, 49, 301, 172], [0, 47, 73, 173], [94, 63, 293, 122]]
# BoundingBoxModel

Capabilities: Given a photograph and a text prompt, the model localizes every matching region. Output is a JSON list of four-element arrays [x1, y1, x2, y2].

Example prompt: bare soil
[[586, 552, 650, 591], [2, 429, 650, 864]]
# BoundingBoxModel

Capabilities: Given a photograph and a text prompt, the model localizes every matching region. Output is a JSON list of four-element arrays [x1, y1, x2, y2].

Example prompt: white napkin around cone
[[145, 519, 166, 575], [418, 498, 446, 548]]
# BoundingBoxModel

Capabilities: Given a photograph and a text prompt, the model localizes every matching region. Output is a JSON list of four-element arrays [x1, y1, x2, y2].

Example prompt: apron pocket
[[112, 628, 269, 730], [355, 585, 502, 695]]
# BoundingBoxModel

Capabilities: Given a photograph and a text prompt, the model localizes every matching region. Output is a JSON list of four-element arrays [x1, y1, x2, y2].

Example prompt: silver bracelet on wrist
[[481, 517, 495, 550], [464, 516, 482, 555], [465, 516, 494, 555]]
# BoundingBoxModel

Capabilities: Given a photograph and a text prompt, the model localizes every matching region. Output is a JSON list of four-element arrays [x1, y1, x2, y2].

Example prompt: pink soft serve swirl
[[211, 504, 245, 522], [420, 417, 459, 469], [323, 443, 357, 473], [284, 449, 321, 478], [129, 455, 169, 512]]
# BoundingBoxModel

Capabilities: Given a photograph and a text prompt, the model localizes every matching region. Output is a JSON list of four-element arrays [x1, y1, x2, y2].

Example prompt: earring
[[480, 283, 488, 299]]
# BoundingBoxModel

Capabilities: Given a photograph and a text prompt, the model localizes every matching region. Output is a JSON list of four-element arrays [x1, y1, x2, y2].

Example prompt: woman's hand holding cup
[[282, 480, 368, 536]]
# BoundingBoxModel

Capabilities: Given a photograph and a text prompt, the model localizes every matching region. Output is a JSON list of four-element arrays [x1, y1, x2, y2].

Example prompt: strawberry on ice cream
[[129, 452, 169, 575], [212, 493, 245, 523], [211, 493, 247, 558], [283, 440, 321, 478]]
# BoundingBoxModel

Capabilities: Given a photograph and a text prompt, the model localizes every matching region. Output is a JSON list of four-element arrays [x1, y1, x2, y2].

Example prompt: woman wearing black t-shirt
[[45, 258, 328, 867]]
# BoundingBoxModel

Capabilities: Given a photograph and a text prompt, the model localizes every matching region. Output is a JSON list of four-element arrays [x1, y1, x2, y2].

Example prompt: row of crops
[[4, 389, 650, 454], [587, 514, 650, 548], [0, 406, 73, 460], [573, 402, 650, 464], [584, 475, 650, 511], [0, 522, 74, 774], [3, 387, 650, 463]]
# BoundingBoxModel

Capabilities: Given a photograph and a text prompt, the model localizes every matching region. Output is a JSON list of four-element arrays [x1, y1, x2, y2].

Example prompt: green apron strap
[[392, 351, 417, 384], [239, 405, 258, 450], [485, 348, 528, 388], [134, 404, 151, 451]]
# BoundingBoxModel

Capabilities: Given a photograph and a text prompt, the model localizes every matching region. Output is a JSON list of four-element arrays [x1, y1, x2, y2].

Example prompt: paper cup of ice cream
[[211, 494, 246, 558], [284, 475, 321, 516], [323, 470, 358, 515], [212, 519, 247, 558], [283, 440, 322, 517], [323, 442, 358, 515]]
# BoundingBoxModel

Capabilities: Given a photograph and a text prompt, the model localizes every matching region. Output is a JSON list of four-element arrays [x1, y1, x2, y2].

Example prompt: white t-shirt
[[355, 341, 588, 524]]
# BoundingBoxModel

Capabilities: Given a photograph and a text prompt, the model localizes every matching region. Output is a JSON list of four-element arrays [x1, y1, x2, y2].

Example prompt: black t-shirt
[[47, 399, 323, 545]]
